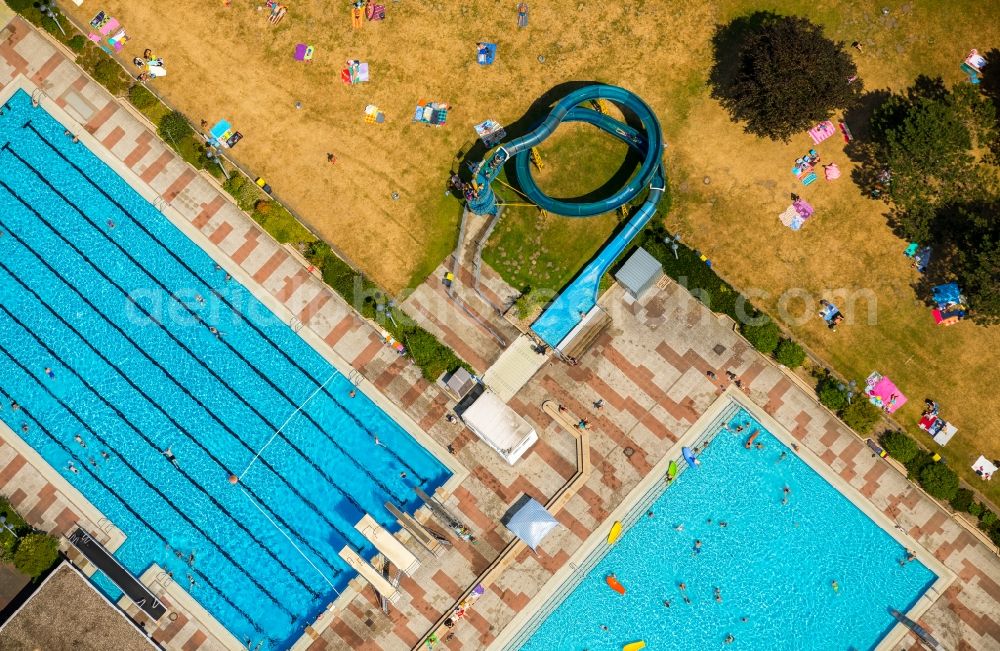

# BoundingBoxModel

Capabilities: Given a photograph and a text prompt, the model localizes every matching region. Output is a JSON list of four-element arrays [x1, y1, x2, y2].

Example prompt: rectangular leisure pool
[[514, 406, 938, 651], [0, 89, 451, 649]]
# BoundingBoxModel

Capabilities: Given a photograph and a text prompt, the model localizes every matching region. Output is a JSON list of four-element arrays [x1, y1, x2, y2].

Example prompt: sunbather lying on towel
[[819, 299, 843, 330], [267, 1, 287, 24]]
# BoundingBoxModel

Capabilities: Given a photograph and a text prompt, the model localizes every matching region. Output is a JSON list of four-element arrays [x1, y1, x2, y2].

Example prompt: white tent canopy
[[506, 498, 559, 551], [461, 390, 538, 464], [973, 456, 997, 481]]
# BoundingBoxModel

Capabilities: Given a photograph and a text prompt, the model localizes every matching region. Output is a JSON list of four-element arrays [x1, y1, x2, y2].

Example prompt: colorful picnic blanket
[[413, 100, 448, 126], [865, 371, 907, 414], [341, 60, 369, 84], [476, 42, 497, 65]]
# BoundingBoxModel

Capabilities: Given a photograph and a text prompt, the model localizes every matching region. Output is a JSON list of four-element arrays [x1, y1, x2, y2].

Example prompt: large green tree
[[865, 79, 1000, 323], [868, 80, 997, 241], [936, 200, 1000, 324], [710, 13, 862, 141]]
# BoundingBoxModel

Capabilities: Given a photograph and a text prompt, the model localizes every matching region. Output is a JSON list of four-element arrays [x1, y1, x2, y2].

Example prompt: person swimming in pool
[[74, 435, 87, 448], [692, 539, 702, 555], [162, 446, 179, 468]]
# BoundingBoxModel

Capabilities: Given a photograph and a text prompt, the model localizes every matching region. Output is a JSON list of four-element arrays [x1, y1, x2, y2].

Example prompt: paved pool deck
[[0, 15, 998, 651]]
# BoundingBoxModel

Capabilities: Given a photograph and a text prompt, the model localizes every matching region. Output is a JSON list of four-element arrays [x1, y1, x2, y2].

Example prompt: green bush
[[636, 225, 751, 323], [905, 449, 934, 480], [742, 319, 781, 355], [774, 338, 806, 368], [252, 201, 316, 245], [990, 523, 1000, 548], [949, 487, 974, 512], [981, 510, 998, 529], [223, 175, 263, 212], [158, 111, 194, 144], [67, 35, 87, 53], [879, 430, 919, 464], [815, 372, 848, 412], [128, 84, 158, 111], [840, 399, 881, 435], [13, 532, 59, 579], [401, 328, 464, 381], [918, 462, 960, 501], [514, 288, 539, 320], [304, 242, 466, 380], [969, 501, 985, 518], [5, 0, 36, 12], [89, 56, 130, 97]]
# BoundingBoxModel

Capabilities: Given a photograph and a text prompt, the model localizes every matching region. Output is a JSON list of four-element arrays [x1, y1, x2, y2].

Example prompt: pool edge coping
[[488, 388, 956, 651], [0, 74, 467, 650]]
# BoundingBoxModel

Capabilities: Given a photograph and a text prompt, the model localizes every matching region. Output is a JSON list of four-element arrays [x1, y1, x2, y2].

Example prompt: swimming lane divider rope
[[17, 126, 427, 484], [0, 146, 394, 511], [239, 485, 341, 593], [0, 386, 266, 636], [0, 178, 358, 550], [240, 372, 338, 481]]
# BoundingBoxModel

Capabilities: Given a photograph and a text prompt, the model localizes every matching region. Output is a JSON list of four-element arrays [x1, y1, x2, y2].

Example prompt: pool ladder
[[289, 316, 303, 332], [95, 517, 116, 536], [347, 368, 363, 387], [153, 195, 168, 211], [30, 88, 48, 107]]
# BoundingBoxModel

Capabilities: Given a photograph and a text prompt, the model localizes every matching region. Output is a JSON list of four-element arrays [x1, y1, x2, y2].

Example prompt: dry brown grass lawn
[[61, 1, 1000, 502]]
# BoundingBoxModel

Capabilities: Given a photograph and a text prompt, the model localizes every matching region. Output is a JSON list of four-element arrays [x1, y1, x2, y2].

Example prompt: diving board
[[338, 546, 401, 603], [355, 514, 420, 575], [68, 527, 166, 620], [385, 502, 445, 556]]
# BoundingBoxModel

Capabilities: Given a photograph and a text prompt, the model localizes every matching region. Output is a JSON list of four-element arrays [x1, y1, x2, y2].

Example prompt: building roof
[[614, 247, 663, 297], [460, 390, 537, 464], [443, 367, 476, 399], [481, 335, 548, 403], [0, 562, 155, 651]]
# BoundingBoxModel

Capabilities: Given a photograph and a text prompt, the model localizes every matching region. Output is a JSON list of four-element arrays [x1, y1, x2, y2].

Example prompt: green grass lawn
[[482, 119, 636, 296]]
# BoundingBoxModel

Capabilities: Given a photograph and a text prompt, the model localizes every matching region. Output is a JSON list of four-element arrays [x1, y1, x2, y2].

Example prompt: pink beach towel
[[866, 376, 907, 413], [808, 120, 835, 144], [99, 17, 119, 36]]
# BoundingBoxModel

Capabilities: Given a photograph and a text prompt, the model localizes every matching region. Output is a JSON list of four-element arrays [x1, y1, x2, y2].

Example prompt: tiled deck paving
[[0, 15, 999, 651]]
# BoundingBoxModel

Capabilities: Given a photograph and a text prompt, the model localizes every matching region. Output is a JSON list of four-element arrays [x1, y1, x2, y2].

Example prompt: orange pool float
[[606, 575, 626, 595]]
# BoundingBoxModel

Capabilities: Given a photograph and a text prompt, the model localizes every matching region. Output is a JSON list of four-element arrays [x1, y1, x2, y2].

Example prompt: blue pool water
[[0, 89, 450, 649], [521, 408, 936, 651]]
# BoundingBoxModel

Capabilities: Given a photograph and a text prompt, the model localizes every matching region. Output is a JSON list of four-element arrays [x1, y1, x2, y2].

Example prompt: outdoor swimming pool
[[516, 407, 937, 651], [0, 89, 450, 649]]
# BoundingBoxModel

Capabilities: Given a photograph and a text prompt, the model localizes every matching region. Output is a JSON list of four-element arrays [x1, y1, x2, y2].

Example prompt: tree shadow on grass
[[842, 88, 893, 149], [455, 80, 598, 182]]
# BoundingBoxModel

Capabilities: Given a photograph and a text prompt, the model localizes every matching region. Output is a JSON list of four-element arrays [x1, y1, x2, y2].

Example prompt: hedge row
[[880, 433, 1000, 547], [305, 242, 467, 380], [636, 226, 807, 370], [0, 497, 60, 580]]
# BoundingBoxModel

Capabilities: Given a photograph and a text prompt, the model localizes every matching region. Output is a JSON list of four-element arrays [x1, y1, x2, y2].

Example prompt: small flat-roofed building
[[457, 389, 537, 464], [0, 562, 155, 651], [614, 247, 664, 300]]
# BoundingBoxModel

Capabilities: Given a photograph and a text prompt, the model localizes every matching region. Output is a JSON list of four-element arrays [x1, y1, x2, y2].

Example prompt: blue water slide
[[467, 84, 666, 347]]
